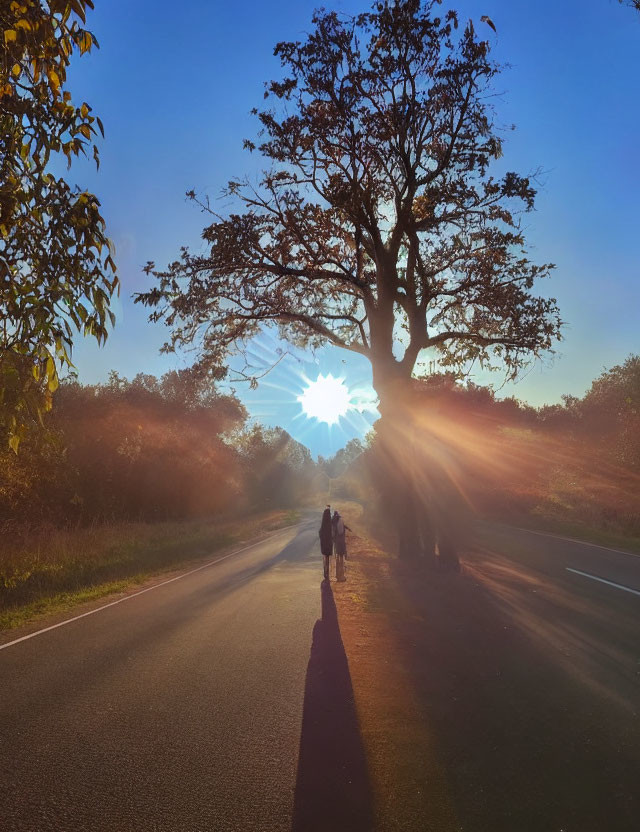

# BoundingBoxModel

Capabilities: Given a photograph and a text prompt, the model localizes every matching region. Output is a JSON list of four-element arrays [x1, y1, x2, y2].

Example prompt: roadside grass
[[1, 579, 141, 632], [447, 423, 640, 554], [495, 510, 640, 555], [332, 513, 459, 831], [0, 508, 300, 631], [332, 420, 640, 557]]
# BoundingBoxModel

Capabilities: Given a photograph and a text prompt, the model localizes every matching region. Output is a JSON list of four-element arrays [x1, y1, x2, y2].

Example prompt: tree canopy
[[0, 368, 319, 525], [1, 0, 117, 449], [138, 0, 561, 403]]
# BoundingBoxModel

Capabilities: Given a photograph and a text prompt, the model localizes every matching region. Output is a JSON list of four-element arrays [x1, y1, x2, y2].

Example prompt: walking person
[[332, 510, 351, 582], [319, 505, 333, 580]]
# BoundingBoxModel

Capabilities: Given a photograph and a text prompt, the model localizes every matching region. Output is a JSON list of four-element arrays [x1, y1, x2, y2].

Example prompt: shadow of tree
[[291, 580, 373, 832], [383, 552, 640, 832]]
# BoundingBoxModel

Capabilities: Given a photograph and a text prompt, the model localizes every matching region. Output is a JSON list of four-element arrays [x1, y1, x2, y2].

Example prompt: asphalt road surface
[[474, 522, 640, 722], [1, 518, 357, 832], [420, 523, 640, 832], [1, 517, 639, 831]]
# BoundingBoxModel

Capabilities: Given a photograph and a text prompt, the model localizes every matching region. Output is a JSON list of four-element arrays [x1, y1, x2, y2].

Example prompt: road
[[1, 518, 371, 832], [1, 517, 639, 831], [474, 522, 640, 717], [411, 522, 640, 832]]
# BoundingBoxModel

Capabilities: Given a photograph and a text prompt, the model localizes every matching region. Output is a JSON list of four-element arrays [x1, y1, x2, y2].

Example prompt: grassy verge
[[487, 509, 640, 554], [0, 508, 300, 631], [332, 508, 458, 831]]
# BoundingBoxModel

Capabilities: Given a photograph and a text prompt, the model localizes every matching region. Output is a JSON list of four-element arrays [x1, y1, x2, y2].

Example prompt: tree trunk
[[373, 371, 429, 560], [372, 369, 460, 569]]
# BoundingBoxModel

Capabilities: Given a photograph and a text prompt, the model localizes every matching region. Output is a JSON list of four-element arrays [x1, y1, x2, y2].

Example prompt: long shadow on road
[[291, 580, 373, 832]]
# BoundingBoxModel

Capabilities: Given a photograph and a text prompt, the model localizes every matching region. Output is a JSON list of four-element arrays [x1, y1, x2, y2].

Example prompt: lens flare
[[297, 374, 351, 424]]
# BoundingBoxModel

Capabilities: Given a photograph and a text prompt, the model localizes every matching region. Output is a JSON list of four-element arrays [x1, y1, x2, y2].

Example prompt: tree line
[[412, 354, 640, 472], [326, 355, 640, 546], [0, 368, 316, 526]]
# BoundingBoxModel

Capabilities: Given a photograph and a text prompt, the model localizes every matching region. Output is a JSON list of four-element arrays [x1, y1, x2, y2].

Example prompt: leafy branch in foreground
[[1, 0, 118, 449]]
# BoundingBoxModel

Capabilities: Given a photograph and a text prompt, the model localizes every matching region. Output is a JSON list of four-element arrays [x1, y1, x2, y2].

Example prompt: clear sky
[[65, 0, 639, 457]]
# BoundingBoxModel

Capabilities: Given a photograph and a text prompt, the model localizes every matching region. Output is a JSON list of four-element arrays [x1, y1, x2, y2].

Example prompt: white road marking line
[[566, 567, 640, 597], [0, 523, 303, 653], [509, 526, 640, 559]]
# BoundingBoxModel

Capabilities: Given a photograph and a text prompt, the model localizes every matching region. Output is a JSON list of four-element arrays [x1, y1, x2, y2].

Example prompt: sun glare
[[297, 374, 352, 425]]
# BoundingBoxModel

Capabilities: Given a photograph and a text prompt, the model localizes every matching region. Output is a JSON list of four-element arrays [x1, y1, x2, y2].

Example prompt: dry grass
[[0, 508, 299, 629], [333, 525, 458, 831], [469, 427, 640, 548]]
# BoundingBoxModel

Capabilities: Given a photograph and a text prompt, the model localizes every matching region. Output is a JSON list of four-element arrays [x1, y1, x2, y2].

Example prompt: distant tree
[[237, 424, 315, 508], [581, 356, 639, 421], [578, 355, 640, 469], [50, 371, 246, 521], [137, 0, 561, 561], [320, 438, 365, 478], [0, 369, 249, 524], [1, 0, 117, 449]]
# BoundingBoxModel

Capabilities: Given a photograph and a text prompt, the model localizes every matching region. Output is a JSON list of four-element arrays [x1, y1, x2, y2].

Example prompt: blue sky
[[65, 0, 639, 456]]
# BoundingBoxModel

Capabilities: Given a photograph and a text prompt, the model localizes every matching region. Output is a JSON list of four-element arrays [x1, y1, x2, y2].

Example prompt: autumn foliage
[[0, 369, 316, 526], [1, 0, 118, 447], [339, 355, 640, 544]]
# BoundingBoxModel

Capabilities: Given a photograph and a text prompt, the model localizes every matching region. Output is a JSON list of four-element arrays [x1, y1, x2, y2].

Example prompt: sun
[[297, 374, 352, 425]]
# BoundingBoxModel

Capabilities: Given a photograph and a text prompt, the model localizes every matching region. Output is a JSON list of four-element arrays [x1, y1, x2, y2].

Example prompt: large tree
[[1, 0, 118, 449], [137, 0, 562, 559]]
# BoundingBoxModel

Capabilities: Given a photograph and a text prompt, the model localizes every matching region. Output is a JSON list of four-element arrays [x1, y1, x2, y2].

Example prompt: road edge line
[[0, 522, 304, 653], [566, 567, 640, 597], [503, 525, 640, 559]]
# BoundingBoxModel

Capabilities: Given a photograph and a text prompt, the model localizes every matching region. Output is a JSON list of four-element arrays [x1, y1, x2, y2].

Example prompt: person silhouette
[[332, 510, 350, 582], [319, 505, 333, 580]]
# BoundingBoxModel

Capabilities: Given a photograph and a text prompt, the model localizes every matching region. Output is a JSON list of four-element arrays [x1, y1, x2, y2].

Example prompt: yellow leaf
[[80, 103, 88, 118], [79, 123, 91, 139], [79, 31, 93, 54], [48, 69, 60, 92], [14, 19, 31, 31], [9, 434, 20, 454], [46, 356, 59, 392], [4, 29, 17, 42], [12, 63, 21, 76]]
